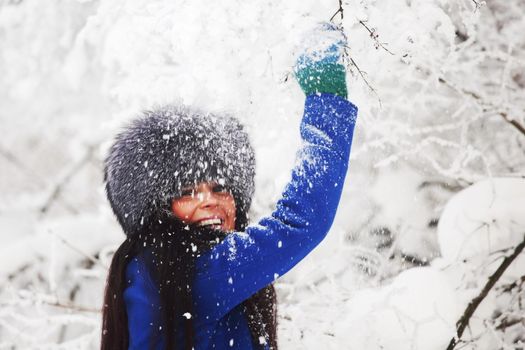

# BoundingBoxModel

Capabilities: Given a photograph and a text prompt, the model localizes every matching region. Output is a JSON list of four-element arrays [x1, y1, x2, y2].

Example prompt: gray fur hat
[[104, 105, 256, 236]]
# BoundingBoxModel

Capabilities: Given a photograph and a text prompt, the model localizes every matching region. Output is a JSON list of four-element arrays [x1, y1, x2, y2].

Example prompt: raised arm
[[193, 90, 357, 322], [123, 91, 357, 349], [123, 24, 358, 342]]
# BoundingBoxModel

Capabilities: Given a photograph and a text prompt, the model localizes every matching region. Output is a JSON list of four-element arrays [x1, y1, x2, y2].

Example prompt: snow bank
[[337, 267, 458, 350], [438, 177, 525, 263]]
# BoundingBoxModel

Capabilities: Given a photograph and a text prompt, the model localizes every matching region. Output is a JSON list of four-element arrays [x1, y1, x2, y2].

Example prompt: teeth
[[197, 218, 222, 227]]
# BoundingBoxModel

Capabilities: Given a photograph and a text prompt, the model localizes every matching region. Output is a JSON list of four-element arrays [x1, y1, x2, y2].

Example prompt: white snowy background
[[1, 0, 524, 349]]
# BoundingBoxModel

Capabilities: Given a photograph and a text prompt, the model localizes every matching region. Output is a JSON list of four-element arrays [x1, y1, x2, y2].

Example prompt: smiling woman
[[101, 24, 358, 350], [171, 182, 237, 231], [101, 105, 279, 350]]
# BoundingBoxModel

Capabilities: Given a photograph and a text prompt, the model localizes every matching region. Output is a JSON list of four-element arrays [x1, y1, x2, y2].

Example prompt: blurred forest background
[[1, 0, 524, 349]]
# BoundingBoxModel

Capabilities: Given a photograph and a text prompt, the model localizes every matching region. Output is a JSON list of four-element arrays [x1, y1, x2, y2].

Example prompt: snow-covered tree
[[1, 0, 524, 348]]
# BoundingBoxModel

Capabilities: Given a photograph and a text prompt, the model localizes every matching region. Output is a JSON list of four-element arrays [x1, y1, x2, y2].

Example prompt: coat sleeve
[[123, 257, 164, 350], [193, 93, 358, 322]]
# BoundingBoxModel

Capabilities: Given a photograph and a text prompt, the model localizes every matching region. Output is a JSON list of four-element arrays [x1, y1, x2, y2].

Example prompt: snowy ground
[[1, 0, 525, 349]]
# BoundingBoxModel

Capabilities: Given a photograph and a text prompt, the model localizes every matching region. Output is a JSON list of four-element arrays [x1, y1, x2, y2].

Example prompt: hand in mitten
[[294, 23, 348, 99]]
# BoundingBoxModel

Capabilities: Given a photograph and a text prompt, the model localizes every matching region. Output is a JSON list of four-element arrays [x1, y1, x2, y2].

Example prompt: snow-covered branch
[[447, 233, 525, 350]]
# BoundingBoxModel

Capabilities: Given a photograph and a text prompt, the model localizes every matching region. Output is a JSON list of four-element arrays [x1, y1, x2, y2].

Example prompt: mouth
[[196, 218, 223, 229]]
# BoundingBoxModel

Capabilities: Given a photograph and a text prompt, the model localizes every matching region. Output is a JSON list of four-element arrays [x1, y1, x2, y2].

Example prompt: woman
[[101, 24, 358, 350]]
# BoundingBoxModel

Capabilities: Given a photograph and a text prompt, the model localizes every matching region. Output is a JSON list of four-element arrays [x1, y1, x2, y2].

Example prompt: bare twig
[[50, 231, 109, 270], [495, 316, 524, 331], [39, 144, 96, 217], [348, 55, 382, 108], [329, 8, 342, 22], [329, 0, 382, 107], [358, 20, 394, 55], [471, 0, 482, 11], [2, 295, 101, 313], [45, 300, 100, 313], [0, 144, 46, 186], [438, 77, 525, 138], [418, 180, 463, 192], [447, 233, 525, 350], [499, 274, 525, 293], [2, 289, 101, 313], [330, 0, 346, 64], [329, 0, 344, 22], [0, 145, 33, 176], [348, 56, 370, 88], [499, 111, 525, 137]]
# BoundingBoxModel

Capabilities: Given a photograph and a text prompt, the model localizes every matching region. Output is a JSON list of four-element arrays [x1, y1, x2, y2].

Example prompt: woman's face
[[171, 182, 236, 231]]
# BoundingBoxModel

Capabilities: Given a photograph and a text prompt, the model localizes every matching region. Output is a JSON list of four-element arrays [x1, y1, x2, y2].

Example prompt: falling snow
[[1, 0, 525, 349]]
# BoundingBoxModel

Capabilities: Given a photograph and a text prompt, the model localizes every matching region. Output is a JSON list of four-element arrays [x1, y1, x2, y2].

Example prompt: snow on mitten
[[294, 23, 348, 98]]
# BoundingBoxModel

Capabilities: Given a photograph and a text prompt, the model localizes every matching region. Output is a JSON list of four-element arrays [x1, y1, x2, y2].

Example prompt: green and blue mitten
[[294, 23, 348, 99]]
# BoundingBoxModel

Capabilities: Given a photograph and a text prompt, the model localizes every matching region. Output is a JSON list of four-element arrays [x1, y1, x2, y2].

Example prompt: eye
[[180, 188, 195, 197], [212, 184, 229, 194]]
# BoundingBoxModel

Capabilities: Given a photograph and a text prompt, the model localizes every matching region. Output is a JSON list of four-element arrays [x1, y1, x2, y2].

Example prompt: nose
[[198, 188, 219, 208]]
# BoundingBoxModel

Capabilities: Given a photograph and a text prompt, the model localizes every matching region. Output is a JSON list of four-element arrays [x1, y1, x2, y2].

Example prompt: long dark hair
[[101, 210, 277, 350]]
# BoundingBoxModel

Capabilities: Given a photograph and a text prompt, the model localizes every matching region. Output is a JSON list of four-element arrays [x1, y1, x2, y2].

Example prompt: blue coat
[[124, 93, 358, 349]]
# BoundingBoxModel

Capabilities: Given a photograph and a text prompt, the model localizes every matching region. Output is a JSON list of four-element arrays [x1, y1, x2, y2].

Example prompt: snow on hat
[[104, 105, 255, 236]]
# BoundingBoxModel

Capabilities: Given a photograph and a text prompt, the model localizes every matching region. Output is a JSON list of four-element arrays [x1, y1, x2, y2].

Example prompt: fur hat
[[104, 105, 256, 236]]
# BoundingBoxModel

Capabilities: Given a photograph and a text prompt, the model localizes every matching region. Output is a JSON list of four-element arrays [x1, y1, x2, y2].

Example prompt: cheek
[[221, 197, 237, 231], [171, 201, 197, 220], [223, 197, 237, 219], [223, 196, 236, 214]]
